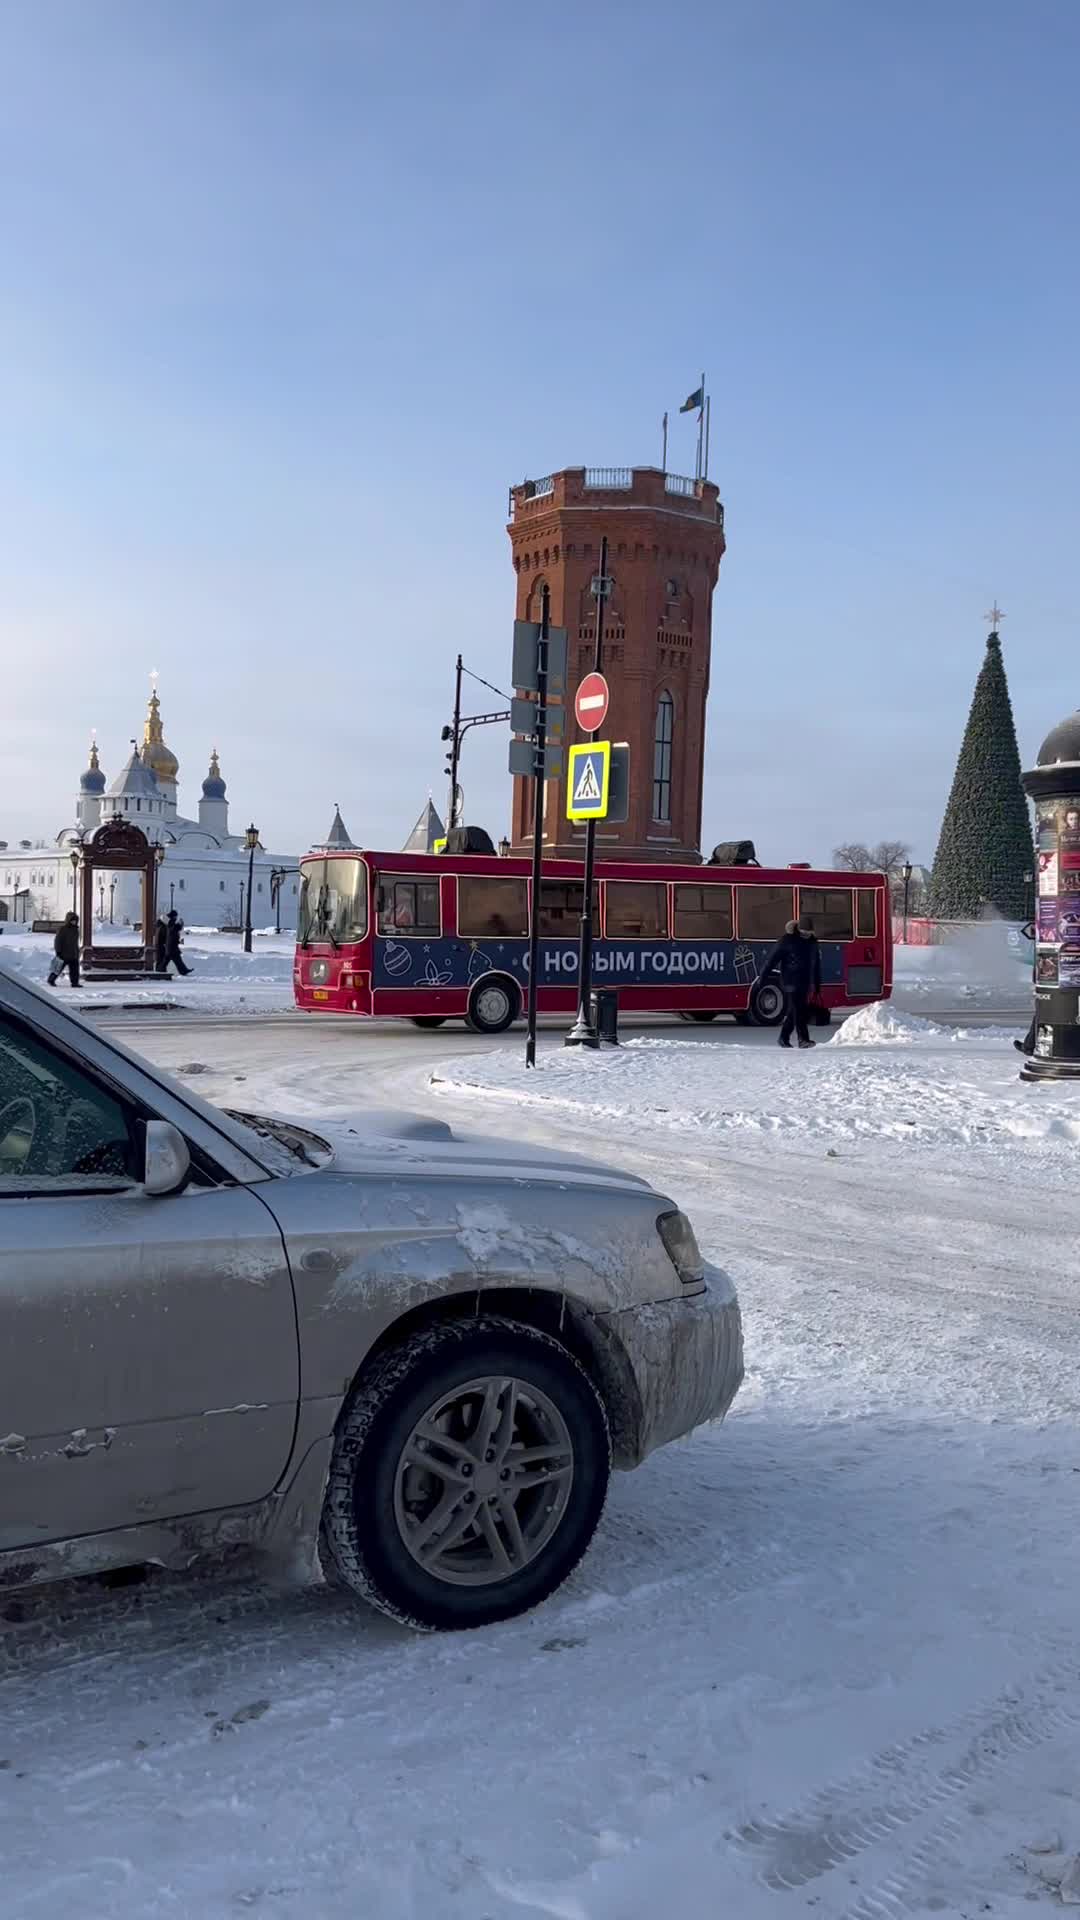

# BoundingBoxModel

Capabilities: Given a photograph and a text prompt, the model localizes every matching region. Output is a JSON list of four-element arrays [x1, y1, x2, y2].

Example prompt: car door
[[0, 1010, 299, 1553]]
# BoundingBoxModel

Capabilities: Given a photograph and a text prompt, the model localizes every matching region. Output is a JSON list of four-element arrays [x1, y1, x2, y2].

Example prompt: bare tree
[[832, 839, 912, 877], [832, 842, 873, 872], [871, 839, 912, 877]]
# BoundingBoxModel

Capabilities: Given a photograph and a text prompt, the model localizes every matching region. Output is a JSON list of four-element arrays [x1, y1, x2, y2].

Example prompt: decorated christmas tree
[[929, 612, 1032, 921]]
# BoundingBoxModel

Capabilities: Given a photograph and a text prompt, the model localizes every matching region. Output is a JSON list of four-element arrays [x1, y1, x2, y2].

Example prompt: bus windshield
[[298, 858, 368, 946]]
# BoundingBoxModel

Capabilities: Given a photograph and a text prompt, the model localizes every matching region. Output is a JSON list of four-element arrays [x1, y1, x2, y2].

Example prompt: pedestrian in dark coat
[[48, 912, 81, 989], [165, 909, 192, 977], [1015, 920, 1037, 1056], [154, 918, 169, 975], [763, 916, 822, 1049]]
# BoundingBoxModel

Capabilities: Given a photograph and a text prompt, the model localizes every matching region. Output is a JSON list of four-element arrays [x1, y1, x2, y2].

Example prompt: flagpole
[[704, 394, 711, 481], [696, 372, 705, 481], [661, 410, 668, 472]]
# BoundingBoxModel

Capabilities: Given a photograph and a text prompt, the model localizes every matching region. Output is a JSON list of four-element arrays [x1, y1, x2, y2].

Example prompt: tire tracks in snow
[[728, 1658, 1080, 1910]]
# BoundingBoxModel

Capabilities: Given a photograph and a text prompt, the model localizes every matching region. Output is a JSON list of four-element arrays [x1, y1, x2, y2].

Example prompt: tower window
[[652, 691, 674, 822]]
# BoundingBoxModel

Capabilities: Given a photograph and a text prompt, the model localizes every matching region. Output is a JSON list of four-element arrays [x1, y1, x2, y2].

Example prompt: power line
[[463, 665, 511, 703]]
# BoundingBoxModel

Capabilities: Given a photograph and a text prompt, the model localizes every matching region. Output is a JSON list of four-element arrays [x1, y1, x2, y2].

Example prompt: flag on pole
[[680, 385, 704, 414]]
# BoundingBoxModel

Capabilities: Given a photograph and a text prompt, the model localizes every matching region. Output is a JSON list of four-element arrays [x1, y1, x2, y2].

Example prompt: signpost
[[566, 536, 611, 1049], [517, 589, 555, 1069]]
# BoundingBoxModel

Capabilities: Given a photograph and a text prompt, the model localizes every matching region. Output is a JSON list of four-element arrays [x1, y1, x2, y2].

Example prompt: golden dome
[[142, 687, 179, 782]]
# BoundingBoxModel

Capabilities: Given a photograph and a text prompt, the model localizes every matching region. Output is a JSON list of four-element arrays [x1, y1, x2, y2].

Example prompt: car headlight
[[657, 1210, 705, 1287]]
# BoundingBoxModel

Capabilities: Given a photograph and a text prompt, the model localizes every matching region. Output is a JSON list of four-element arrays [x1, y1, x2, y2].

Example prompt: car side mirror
[[143, 1119, 191, 1196]]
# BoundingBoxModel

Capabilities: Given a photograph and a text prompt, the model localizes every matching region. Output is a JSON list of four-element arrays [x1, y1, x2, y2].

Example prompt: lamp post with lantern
[[243, 824, 259, 954], [69, 848, 80, 912]]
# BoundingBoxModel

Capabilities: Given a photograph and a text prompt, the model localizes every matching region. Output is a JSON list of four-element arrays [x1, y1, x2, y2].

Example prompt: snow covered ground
[[0, 925, 295, 1015], [3, 976, 1076, 1918], [435, 1005, 1071, 1173]]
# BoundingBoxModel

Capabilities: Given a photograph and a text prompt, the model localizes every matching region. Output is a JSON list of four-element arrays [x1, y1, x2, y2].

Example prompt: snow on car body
[[0, 968, 742, 1628]]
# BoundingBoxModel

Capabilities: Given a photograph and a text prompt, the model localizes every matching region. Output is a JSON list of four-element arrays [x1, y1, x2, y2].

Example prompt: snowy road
[[4, 1016, 1078, 1918]]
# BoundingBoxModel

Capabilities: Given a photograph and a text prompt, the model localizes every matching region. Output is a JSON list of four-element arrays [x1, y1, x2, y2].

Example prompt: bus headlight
[[657, 1210, 705, 1287]]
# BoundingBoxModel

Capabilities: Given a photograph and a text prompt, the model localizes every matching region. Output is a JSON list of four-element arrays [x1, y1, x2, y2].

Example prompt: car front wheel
[[318, 1317, 610, 1630]]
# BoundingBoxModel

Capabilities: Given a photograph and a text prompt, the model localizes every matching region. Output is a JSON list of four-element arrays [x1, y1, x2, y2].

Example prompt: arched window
[[652, 691, 674, 822]]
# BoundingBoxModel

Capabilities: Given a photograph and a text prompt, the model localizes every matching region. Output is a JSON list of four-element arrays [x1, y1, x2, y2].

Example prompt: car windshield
[[297, 858, 368, 946]]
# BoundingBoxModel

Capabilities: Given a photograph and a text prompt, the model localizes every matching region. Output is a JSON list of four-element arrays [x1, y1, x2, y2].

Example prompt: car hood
[[227, 1104, 654, 1196]]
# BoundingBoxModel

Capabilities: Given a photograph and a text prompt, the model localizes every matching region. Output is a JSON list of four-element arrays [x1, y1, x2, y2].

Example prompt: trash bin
[[590, 988, 619, 1046]]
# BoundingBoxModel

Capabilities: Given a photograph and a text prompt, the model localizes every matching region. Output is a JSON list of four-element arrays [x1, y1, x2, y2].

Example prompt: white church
[[1, 679, 301, 930]]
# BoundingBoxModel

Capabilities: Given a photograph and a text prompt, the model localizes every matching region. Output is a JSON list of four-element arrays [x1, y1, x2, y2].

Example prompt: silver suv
[[0, 969, 742, 1630]]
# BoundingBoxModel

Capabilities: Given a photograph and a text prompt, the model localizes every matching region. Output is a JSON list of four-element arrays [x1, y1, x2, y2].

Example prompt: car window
[[0, 1016, 136, 1193]]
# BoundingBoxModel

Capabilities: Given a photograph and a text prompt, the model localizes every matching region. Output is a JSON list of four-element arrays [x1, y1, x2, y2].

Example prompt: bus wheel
[[749, 980, 785, 1026], [677, 1011, 718, 1024], [411, 1016, 447, 1029], [466, 977, 519, 1035]]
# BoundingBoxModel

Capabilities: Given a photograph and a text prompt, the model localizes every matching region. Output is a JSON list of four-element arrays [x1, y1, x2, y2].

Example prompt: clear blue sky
[[2, 0, 1077, 865]]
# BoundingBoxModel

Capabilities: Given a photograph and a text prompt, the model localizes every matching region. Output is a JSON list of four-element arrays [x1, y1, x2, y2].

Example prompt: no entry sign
[[574, 672, 610, 734]]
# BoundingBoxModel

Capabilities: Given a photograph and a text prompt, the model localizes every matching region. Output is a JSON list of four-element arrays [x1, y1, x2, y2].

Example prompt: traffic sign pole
[[566, 533, 610, 1050], [525, 584, 550, 1070]]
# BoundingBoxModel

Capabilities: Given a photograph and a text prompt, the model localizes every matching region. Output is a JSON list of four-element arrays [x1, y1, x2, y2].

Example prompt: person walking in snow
[[762, 915, 822, 1050], [1015, 919, 1037, 1056], [164, 909, 192, 977], [47, 912, 81, 989], [154, 917, 169, 975]]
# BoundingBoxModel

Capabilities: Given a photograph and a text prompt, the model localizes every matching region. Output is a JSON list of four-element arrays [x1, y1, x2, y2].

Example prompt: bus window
[[298, 858, 367, 944], [736, 885, 794, 941], [856, 890, 878, 937], [798, 888, 854, 942], [605, 882, 668, 939], [376, 876, 441, 937], [673, 882, 733, 941], [458, 875, 529, 938], [538, 880, 599, 937]]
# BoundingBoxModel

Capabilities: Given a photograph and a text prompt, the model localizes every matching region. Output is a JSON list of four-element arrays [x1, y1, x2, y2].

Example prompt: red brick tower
[[508, 466, 725, 862]]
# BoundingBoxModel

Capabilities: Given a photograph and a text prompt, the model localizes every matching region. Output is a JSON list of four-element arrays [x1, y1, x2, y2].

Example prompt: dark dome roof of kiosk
[[1036, 711, 1080, 769]]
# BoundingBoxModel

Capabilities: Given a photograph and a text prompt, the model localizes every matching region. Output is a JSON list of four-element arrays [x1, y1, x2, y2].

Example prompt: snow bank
[[830, 1002, 944, 1045], [436, 1027, 1080, 1170], [0, 928, 295, 1012]]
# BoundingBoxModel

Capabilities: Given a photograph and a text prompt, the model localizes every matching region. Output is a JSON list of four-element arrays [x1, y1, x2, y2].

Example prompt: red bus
[[293, 850, 892, 1033]]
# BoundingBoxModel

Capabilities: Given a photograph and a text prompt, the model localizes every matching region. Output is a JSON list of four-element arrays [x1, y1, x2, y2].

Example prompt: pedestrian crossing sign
[[567, 741, 611, 821]]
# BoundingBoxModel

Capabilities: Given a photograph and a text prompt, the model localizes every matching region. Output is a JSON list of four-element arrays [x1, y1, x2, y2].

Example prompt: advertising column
[[1022, 713, 1080, 1079]]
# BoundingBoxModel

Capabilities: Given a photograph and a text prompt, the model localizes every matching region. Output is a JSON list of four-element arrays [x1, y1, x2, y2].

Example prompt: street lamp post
[[108, 879, 116, 924], [243, 825, 259, 954], [901, 861, 913, 944], [69, 849, 80, 911]]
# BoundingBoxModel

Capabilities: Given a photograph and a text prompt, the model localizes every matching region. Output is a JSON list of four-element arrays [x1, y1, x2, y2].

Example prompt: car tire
[[318, 1317, 610, 1631], [465, 977, 519, 1035], [749, 979, 785, 1026], [410, 1016, 447, 1029], [677, 1011, 718, 1024]]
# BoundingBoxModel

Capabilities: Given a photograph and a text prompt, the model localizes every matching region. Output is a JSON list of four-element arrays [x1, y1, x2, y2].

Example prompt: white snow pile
[[436, 1027, 1080, 1169], [830, 1002, 943, 1045], [0, 927, 295, 1013]]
